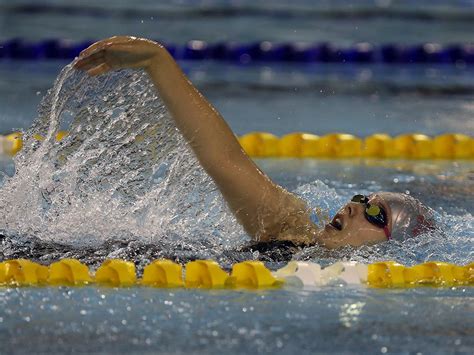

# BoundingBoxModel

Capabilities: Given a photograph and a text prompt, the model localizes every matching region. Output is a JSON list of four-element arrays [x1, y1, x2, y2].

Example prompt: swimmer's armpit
[[75, 36, 316, 244]]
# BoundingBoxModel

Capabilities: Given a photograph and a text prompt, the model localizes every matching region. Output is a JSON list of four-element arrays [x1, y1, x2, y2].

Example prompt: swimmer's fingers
[[74, 50, 106, 71], [87, 63, 112, 76], [78, 36, 133, 58], [76, 48, 127, 76], [75, 48, 128, 74]]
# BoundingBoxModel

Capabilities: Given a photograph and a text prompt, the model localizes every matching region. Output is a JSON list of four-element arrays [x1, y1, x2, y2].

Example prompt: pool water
[[2, 0, 474, 44], [2, 61, 474, 136], [1, 0, 473, 354], [1, 287, 473, 354]]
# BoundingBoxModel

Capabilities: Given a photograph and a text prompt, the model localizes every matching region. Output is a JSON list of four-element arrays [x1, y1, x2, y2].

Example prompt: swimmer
[[74, 36, 435, 249]]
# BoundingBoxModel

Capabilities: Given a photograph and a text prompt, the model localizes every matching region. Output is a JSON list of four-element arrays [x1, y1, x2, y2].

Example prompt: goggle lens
[[366, 205, 381, 217], [351, 195, 389, 231]]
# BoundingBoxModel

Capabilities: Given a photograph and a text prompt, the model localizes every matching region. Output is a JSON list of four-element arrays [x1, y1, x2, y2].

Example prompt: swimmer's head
[[317, 192, 435, 249]]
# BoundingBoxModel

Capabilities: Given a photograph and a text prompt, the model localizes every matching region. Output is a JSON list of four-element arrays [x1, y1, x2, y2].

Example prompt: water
[[1, 287, 473, 354], [2, 0, 474, 43], [2, 61, 474, 137], [1, 1, 473, 354]]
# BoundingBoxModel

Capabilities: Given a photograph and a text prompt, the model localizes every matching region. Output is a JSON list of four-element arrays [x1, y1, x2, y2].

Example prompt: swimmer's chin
[[313, 225, 386, 250]]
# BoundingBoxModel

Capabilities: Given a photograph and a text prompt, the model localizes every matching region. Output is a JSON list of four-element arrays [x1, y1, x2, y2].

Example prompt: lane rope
[[4, 4, 474, 22], [239, 132, 474, 159], [1, 131, 472, 159], [0, 39, 473, 65], [0, 258, 472, 288]]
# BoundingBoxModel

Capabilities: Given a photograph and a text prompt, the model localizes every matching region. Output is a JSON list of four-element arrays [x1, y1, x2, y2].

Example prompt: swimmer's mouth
[[329, 214, 344, 231]]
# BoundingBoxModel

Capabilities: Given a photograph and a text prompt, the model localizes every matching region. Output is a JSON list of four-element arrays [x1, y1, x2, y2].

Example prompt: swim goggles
[[351, 194, 391, 240]]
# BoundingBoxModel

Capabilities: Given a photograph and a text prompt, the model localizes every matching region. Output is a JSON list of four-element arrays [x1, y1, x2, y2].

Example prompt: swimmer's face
[[317, 194, 391, 249]]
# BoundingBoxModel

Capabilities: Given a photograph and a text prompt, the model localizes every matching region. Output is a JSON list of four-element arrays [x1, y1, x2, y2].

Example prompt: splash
[[0, 64, 243, 252]]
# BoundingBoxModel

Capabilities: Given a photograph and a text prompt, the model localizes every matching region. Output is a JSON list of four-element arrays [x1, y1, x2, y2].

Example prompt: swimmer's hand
[[74, 36, 163, 76]]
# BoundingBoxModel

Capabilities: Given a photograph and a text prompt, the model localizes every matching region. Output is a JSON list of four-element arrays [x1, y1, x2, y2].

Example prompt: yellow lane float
[[1, 131, 472, 159], [48, 259, 92, 286], [0, 132, 23, 156], [0, 259, 48, 286], [0, 131, 68, 156], [95, 259, 137, 287], [368, 261, 409, 287], [185, 260, 229, 288], [228, 261, 280, 288], [239, 132, 473, 159], [238, 132, 279, 157], [0, 259, 472, 289], [466, 262, 474, 284], [318, 133, 363, 158], [403, 262, 464, 286], [142, 259, 184, 287], [363, 133, 394, 158], [392, 134, 433, 159], [433, 133, 473, 159], [279, 132, 320, 157]]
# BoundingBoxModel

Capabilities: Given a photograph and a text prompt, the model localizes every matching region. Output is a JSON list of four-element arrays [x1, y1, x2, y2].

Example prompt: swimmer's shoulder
[[275, 209, 321, 246]]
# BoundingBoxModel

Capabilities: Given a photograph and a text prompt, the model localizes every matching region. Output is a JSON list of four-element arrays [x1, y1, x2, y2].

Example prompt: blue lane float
[[0, 39, 94, 60], [4, 4, 474, 22], [0, 39, 473, 64]]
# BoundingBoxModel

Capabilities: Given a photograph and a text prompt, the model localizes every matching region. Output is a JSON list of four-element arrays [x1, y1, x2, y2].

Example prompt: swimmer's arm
[[147, 47, 317, 243], [75, 37, 317, 244]]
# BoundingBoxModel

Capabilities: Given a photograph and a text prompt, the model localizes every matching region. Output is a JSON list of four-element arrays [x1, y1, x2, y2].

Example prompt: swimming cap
[[376, 192, 436, 241]]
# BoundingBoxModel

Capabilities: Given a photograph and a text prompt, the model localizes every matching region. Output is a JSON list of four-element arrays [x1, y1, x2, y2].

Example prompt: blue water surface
[[1, 286, 473, 354]]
